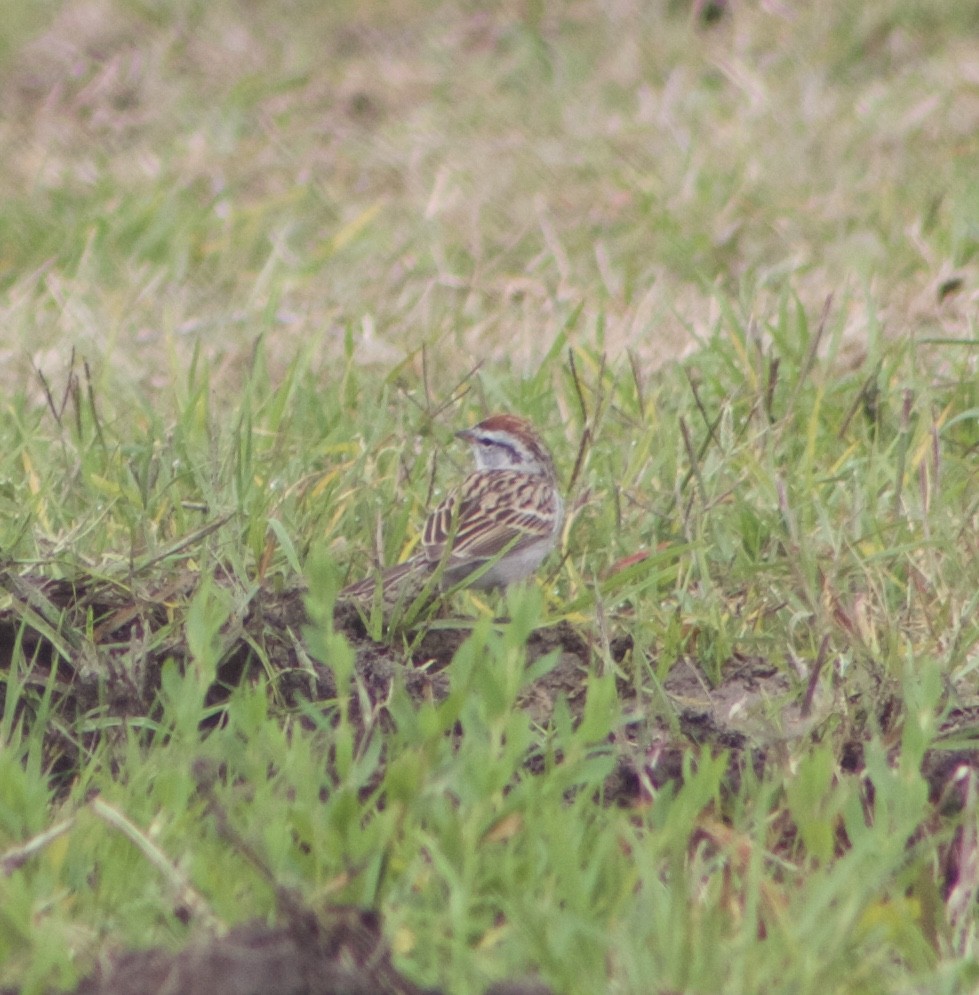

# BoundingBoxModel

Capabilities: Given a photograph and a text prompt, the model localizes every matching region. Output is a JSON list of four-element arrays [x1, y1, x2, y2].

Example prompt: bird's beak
[[455, 428, 474, 441]]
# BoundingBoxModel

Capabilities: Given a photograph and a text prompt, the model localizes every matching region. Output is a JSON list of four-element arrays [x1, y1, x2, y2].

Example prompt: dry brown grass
[[1, 0, 975, 407]]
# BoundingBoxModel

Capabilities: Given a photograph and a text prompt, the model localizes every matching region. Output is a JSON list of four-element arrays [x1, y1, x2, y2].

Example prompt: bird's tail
[[339, 557, 428, 611]]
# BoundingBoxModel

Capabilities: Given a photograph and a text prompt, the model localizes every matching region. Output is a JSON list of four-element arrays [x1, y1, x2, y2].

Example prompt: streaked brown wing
[[420, 471, 553, 566]]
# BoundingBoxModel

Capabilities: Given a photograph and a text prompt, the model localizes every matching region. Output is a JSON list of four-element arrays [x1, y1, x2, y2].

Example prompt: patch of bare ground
[[3, 563, 978, 803], [71, 904, 440, 995]]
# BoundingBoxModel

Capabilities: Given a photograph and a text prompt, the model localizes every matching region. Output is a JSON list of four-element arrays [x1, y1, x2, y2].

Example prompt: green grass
[[1, 1, 979, 993]]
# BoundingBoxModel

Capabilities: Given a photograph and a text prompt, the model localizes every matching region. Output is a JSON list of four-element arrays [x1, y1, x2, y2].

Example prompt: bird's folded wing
[[421, 472, 553, 566]]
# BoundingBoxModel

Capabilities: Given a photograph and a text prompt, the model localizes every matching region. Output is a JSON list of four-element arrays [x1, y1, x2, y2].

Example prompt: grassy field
[[1, 1, 978, 992]]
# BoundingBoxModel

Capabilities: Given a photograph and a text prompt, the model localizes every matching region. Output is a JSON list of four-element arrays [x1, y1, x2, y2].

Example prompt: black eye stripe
[[477, 436, 518, 457]]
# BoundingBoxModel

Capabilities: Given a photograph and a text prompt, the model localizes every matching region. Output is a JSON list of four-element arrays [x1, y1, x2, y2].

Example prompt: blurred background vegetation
[[1, 0, 975, 405]]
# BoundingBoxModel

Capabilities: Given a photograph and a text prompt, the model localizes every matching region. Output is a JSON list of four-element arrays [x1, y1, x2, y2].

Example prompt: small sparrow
[[341, 414, 563, 609]]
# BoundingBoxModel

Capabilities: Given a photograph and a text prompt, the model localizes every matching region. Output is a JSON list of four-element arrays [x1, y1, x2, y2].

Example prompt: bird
[[340, 414, 563, 611]]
